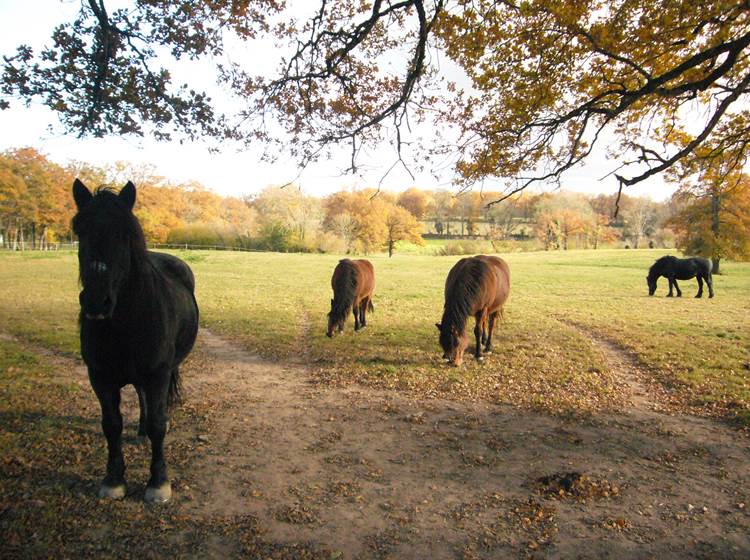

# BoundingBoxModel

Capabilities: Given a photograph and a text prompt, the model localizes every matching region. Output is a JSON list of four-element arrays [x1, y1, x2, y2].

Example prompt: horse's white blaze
[[98, 483, 126, 499], [89, 261, 108, 273], [144, 482, 172, 504]]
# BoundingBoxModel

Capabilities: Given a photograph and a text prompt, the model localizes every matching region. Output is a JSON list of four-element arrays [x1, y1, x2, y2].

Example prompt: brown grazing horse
[[436, 255, 511, 366], [327, 259, 375, 337]]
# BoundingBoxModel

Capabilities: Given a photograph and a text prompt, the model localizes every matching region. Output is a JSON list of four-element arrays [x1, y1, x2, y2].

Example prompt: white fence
[[0, 242, 260, 252]]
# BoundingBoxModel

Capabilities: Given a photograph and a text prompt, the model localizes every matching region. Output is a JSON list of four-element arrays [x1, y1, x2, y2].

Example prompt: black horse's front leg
[[667, 278, 674, 297], [695, 276, 704, 298], [673, 279, 682, 297], [135, 385, 148, 439], [90, 374, 126, 499], [144, 370, 172, 503]]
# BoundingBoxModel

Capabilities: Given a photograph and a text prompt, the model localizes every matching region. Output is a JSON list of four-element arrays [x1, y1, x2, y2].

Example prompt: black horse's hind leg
[[353, 305, 361, 331], [144, 370, 172, 503], [136, 385, 147, 438], [673, 279, 682, 297], [667, 278, 674, 297], [707, 274, 714, 298], [90, 374, 126, 499], [484, 311, 498, 353], [695, 276, 704, 298]]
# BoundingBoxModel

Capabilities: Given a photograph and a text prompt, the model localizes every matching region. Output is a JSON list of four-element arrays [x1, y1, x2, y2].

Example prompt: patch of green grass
[[0, 248, 748, 422]]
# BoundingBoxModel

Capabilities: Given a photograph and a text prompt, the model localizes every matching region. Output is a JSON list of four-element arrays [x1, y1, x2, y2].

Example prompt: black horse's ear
[[435, 323, 441, 331], [119, 181, 136, 210], [72, 179, 93, 209]]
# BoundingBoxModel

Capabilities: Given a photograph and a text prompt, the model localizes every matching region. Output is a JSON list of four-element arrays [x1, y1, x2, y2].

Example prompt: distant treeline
[[2, 147, 749, 262]]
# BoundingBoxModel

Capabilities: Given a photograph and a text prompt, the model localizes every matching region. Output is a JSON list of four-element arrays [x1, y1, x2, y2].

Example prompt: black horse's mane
[[330, 259, 358, 325], [440, 258, 486, 351], [648, 255, 676, 277]]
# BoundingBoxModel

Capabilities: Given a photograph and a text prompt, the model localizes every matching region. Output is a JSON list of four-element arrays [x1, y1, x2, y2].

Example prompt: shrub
[[435, 239, 495, 256]]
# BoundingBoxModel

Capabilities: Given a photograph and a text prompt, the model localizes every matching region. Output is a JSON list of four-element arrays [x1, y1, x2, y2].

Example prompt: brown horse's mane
[[439, 258, 487, 350], [329, 259, 359, 324]]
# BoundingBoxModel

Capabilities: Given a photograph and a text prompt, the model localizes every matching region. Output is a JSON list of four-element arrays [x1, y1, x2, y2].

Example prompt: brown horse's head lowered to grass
[[327, 259, 375, 337], [436, 255, 510, 366]]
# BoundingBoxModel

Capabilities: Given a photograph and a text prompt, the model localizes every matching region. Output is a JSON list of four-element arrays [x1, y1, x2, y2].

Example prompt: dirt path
[[159, 328, 750, 559], [3, 328, 748, 558]]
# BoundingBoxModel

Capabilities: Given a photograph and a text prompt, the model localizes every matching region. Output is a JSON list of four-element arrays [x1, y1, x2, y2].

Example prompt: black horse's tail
[[331, 260, 358, 323], [168, 367, 182, 408]]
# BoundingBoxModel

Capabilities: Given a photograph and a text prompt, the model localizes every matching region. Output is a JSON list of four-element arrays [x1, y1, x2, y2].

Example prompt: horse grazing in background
[[647, 255, 714, 298], [327, 259, 375, 337], [436, 255, 511, 366], [72, 179, 199, 504]]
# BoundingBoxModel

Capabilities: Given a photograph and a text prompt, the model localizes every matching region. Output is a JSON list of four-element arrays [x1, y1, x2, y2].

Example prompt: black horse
[[72, 179, 199, 503], [646, 255, 714, 298]]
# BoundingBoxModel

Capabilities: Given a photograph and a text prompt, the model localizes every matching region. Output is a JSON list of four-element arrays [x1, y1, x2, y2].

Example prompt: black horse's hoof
[[99, 483, 126, 499], [145, 482, 172, 504]]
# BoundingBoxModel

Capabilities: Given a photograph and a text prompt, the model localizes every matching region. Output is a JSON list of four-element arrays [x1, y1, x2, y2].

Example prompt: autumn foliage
[[6, 147, 747, 260]]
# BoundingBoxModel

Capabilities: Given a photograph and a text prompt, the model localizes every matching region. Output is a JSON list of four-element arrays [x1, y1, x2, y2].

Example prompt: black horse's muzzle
[[80, 290, 115, 320]]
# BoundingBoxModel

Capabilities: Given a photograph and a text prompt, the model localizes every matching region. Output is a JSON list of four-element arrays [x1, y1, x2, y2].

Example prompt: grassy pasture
[[0, 248, 748, 423]]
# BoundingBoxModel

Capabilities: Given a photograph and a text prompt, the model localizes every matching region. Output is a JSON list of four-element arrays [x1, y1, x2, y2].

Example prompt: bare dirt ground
[[2, 328, 749, 559], [172, 328, 749, 558]]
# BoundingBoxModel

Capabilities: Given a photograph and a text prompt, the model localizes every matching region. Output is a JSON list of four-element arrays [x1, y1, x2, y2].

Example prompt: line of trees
[[2, 147, 749, 266]]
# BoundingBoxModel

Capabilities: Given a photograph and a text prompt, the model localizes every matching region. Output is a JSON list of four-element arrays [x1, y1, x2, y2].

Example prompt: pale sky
[[0, 0, 678, 201]]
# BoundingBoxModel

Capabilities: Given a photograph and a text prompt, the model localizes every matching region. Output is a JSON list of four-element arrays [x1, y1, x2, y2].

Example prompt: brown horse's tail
[[368, 299, 374, 313]]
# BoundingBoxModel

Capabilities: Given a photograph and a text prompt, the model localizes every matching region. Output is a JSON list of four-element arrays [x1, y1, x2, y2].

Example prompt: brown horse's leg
[[474, 312, 485, 361], [485, 311, 498, 353], [359, 298, 367, 328]]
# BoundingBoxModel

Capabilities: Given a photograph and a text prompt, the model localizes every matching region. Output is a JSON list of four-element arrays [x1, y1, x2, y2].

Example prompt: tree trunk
[[388, 239, 394, 257], [711, 191, 721, 274]]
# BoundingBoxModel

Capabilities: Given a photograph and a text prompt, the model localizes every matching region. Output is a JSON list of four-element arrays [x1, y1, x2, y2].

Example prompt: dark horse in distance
[[72, 179, 199, 503], [647, 255, 714, 298], [436, 255, 511, 366], [327, 259, 375, 337]]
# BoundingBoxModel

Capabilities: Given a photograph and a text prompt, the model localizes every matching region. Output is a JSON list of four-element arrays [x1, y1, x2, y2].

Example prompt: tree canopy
[[3, 1, 748, 204]]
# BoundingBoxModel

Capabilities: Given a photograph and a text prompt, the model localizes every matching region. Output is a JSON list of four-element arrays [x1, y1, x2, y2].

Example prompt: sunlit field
[[0, 248, 748, 423]]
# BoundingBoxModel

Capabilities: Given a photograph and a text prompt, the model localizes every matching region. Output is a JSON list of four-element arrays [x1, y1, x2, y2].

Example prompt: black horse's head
[[72, 179, 144, 320], [436, 321, 468, 366], [646, 272, 658, 296]]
